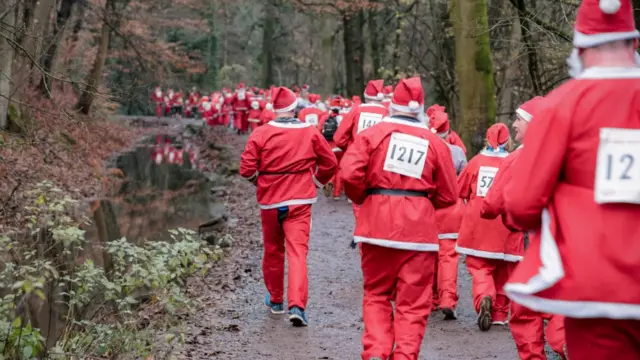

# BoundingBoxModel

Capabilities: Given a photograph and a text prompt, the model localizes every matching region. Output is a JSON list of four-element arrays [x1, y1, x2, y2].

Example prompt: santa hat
[[329, 98, 343, 110], [352, 95, 362, 105], [486, 123, 510, 150], [390, 77, 424, 114], [237, 83, 245, 90], [573, 0, 639, 48], [515, 96, 545, 122], [258, 89, 265, 95], [271, 87, 298, 113], [426, 104, 446, 118], [302, 84, 310, 90], [429, 110, 450, 135], [308, 94, 319, 104], [364, 80, 385, 101], [383, 85, 394, 99]]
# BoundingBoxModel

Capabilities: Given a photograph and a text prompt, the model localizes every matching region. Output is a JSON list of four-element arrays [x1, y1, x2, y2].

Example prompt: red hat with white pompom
[[390, 77, 424, 114], [486, 123, 510, 150], [363, 80, 385, 101], [271, 87, 298, 113], [573, 0, 639, 48]]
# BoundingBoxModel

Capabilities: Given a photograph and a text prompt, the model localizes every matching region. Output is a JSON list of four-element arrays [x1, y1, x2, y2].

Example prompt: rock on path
[[178, 134, 520, 359]]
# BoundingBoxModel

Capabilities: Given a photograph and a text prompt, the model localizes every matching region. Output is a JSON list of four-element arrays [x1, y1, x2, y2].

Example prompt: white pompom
[[430, 128, 437, 133], [408, 100, 420, 111], [377, 92, 384, 100], [600, 0, 621, 14], [266, 103, 273, 110]]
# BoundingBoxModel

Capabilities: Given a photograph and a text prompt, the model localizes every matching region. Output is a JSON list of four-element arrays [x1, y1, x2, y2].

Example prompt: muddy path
[[178, 133, 520, 360]]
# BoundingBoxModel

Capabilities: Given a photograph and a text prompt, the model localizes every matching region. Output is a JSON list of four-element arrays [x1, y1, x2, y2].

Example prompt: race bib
[[383, 133, 429, 179], [476, 166, 499, 197], [594, 128, 640, 204], [357, 112, 384, 134], [251, 100, 259, 110], [305, 113, 319, 125]]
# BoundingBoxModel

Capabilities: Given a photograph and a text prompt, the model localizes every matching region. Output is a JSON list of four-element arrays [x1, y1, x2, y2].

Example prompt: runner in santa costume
[[151, 86, 164, 117], [334, 80, 389, 219], [503, 0, 640, 358], [480, 97, 568, 360], [340, 77, 458, 360], [429, 106, 468, 318], [232, 83, 250, 134], [456, 123, 523, 332], [247, 89, 266, 132], [240, 86, 337, 327], [427, 105, 467, 154], [186, 87, 199, 118]]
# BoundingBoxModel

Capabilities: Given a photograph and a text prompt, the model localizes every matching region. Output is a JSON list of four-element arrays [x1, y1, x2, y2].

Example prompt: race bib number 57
[[357, 113, 383, 134], [476, 166, 499, 197], [383, 133, 429, 179], [305, 113, 319, 125], [595, 128, 640, 204]]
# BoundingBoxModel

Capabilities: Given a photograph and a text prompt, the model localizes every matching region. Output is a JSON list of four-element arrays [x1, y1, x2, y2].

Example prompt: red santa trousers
[[361, 243, 436, 360], [234, 111, 249, 133], [155, 103, 163, 117], [465, 256, 514, 323], [260, 204, 312, 310], [510, 303, 566, 360], [565, 318, 640, 360], [436, 239, 458, 310], [332, 151, 344, 197]]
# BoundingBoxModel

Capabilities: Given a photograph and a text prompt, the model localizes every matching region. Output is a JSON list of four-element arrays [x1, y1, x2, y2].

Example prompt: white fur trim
[[259, 197, 317, 209], [332, 147, 343, 152], [364, 93, 384, 101], [247, 118, 260, 123], [267, 121, 313, 129], [312, 175, 324, 188], [381, 116, 428, 129], [577, 67, 640, 79], [480, 150, 510, 158], [390, 101, 424, 114], [408, 101, 420, 111], [274, 99, 298, 113], [516, 108, 533, 122], [573, 29, 640, 48], [502, 209, 640, 320], [265, 103, 273, 110], [599, 0, 621, 14], [243, 171, 259, 181], [456, 245, 523, 262], [438, 233, 458, 240], [361, 103, 386, 108], [354, 236, 439, 252]]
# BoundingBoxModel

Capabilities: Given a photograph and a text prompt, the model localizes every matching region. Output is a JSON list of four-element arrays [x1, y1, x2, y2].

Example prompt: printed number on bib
[[383, 133, 429, 179], [357, 113, 383, 134], [594, 128, 640, 204], [476, 166, 499, 197], [305, 113, 319, 125]]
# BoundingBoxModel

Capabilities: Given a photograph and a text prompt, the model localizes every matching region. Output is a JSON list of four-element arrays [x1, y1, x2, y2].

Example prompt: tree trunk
[[451, 0, 497, 155], [261, 0, 276, 88], [76, 0, 114, 115], [515, 0, 540, 94], [368, 8, 381, 79], [0, 1, 18, 130], [38, 0, 76, 95], [320, 16, 335, 96], [342, 10, 365, 97], [27, 0, 56, 83]]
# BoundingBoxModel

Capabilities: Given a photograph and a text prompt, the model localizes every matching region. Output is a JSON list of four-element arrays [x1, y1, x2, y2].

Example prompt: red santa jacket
[[298, 107, 326, 127], [503, 67, 640, 320], [456, 149, 523, 262], [240, 119, 338, 209], [480, 146, 522, 225], [232, 91, 251, 113], [340, 116, 458, 251], [152, 88, 163, 103], [435, 143, 468, 240], [446, 130, 467, 155], [259, 107, 276, 125], [334, 103, 389, 151]]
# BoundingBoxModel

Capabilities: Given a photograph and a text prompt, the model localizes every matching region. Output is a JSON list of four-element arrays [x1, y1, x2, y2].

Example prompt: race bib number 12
[[383, 133, 429, 179], [357, 113, 383, 134], [476, 166, 499, 197], [594, 128, 640, 204]]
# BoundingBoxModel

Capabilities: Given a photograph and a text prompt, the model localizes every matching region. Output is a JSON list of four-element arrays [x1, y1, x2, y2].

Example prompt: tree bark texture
[[342, 10, 365, 97], [0, 0, 18, 129]]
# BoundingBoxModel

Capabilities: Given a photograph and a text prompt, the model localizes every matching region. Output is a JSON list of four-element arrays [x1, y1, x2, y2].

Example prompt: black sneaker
[[442, 307, 458, 320]]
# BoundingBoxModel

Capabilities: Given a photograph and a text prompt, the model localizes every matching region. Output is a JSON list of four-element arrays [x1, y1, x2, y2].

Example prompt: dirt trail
[[178, 134, 519, 359]]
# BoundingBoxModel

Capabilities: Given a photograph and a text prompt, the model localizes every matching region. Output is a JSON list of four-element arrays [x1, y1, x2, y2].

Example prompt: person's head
[[389, 77, 424, 121], [513, 96, 545, 142], [383, 85, 394, 101], [486, 123, 511, 152], [567, 0, 639, 77], [271, 86, 298, 118], [429, 108, 450, 139], [363, 79, 385, 104]]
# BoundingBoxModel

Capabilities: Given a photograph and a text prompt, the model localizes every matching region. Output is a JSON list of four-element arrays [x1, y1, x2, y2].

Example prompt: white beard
[[237, 90, 246, 100], [567, 48, 640, 78]]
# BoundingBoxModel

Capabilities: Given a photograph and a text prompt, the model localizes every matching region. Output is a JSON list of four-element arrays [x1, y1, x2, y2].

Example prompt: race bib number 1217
[[594, 128, 640, 204], [383, 133, 429, 179]]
